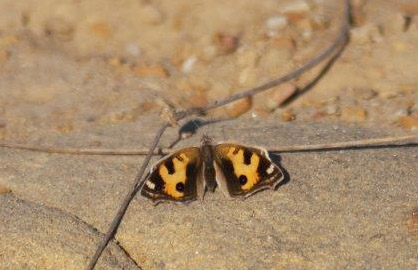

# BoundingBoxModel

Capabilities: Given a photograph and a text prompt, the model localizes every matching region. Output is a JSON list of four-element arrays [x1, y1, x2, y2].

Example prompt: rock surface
[[0, 0, 417, 269], [1, 120, 417, 269], [0, 194, 138, 270]]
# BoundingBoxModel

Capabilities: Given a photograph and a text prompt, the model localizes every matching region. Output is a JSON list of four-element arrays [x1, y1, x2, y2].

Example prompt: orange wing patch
[[226, 147, 260, 190], [159, 153, 190, 198]]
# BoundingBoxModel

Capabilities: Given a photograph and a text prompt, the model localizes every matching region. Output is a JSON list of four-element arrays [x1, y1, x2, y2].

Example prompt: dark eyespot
[[238, 175, 247, 185], [176, 182, 185, 192]]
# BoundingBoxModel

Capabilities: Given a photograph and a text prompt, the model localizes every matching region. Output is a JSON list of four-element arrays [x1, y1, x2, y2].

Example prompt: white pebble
[[124, 43, 141, 57], [281, 0, 311, 15], [265, 16, 288, 31], [182, 56, 197, 74]]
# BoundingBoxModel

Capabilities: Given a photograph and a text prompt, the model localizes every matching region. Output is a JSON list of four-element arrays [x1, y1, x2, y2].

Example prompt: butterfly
[[140, 135, 284, 204]]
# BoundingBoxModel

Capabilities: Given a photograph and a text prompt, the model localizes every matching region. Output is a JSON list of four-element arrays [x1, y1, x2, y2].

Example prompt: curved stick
[[86, 123, 170, 270], [89, 1, 352, 269]]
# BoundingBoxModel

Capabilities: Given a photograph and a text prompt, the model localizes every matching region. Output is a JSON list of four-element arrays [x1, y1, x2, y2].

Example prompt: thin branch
[[268, 135, 418, 153], [3, 135, 418, 156], [182, 0, 351, 116], [0, 141, 166, 155], [81, 1, 350, 269], [0, 0, 351, 158], [86, 123, 170, 270]]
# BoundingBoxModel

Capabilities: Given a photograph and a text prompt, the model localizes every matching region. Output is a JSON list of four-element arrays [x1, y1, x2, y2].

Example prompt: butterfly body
[[141, 136, 284, 204]]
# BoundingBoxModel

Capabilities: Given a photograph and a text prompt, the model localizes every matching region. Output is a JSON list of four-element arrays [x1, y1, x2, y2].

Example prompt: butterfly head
[[200, 134, 213, 146]]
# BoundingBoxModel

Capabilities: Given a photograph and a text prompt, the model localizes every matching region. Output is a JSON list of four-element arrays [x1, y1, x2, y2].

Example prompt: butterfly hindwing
[[213, 143, 284, 198], [141, 147, 203, 204]]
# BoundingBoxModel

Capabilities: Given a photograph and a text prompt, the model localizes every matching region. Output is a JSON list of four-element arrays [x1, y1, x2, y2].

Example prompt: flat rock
[[1, 119, 417, 269], [0, 194, 138, 270]]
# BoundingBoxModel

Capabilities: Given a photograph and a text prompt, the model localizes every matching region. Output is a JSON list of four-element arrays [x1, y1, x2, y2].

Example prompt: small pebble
[[398, 116, 418, 131], [394, 108, 409, 117], [214, 33, 239, 54], [281, 108, 296, 122], [340, 106, 367, 122], [282, 0, 310, 14], [251, 107, 271, 118], [226, 96, 252, 117], [133, 64, 168, 77], [124, 43, 141, 57], [188, 92, 208, 108], [271, 36, 295, 50], [324, 104, 340, 115], [0, 184, 11, 195], [107, 57, 123, 67], [265, 15, 288, 37], [56, 123, 74, 133], [90, 22, 111, 38], [182, 56, 197, 74], [281, 0, 311, 22], [312, 110, 326, 121]]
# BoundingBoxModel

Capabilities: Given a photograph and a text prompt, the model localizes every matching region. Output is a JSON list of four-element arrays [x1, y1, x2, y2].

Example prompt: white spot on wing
[[146, 180, 156, 190], [266, 164, 275, 175]]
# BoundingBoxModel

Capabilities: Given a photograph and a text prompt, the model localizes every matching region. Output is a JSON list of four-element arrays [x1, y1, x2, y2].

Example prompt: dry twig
[[0, 1, 351, 269], [86, 123, 170, 270], [1, 135, 417, 156], [85, 1, 352, 269]]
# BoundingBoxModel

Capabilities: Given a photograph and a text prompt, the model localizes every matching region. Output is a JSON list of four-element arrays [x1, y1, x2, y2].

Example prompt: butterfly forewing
[[141, 147, 203, 204], [213, 143, 284, 198]]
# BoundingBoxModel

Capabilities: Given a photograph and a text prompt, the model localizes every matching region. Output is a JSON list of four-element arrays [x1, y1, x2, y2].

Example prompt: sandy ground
[[0, 0, 417, 269]]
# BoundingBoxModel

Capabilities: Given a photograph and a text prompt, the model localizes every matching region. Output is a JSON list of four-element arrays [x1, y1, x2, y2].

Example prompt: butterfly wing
[[213, 143, 284, 198], [141, 147, 203, 204]]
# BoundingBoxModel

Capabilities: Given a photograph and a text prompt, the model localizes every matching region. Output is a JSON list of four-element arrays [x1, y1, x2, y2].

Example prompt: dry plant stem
[[267, 135, 418, 153], [86, 123, 170, 270], [182, 0, 350, 116], [86, 1, 350, 269], [0, 1, 350, 157], [2, 135, 418, 156], [0, 141, 165, 155]]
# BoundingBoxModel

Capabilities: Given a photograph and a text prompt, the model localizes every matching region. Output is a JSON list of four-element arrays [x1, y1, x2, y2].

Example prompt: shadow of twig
[[280, 36, 349, 107]]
